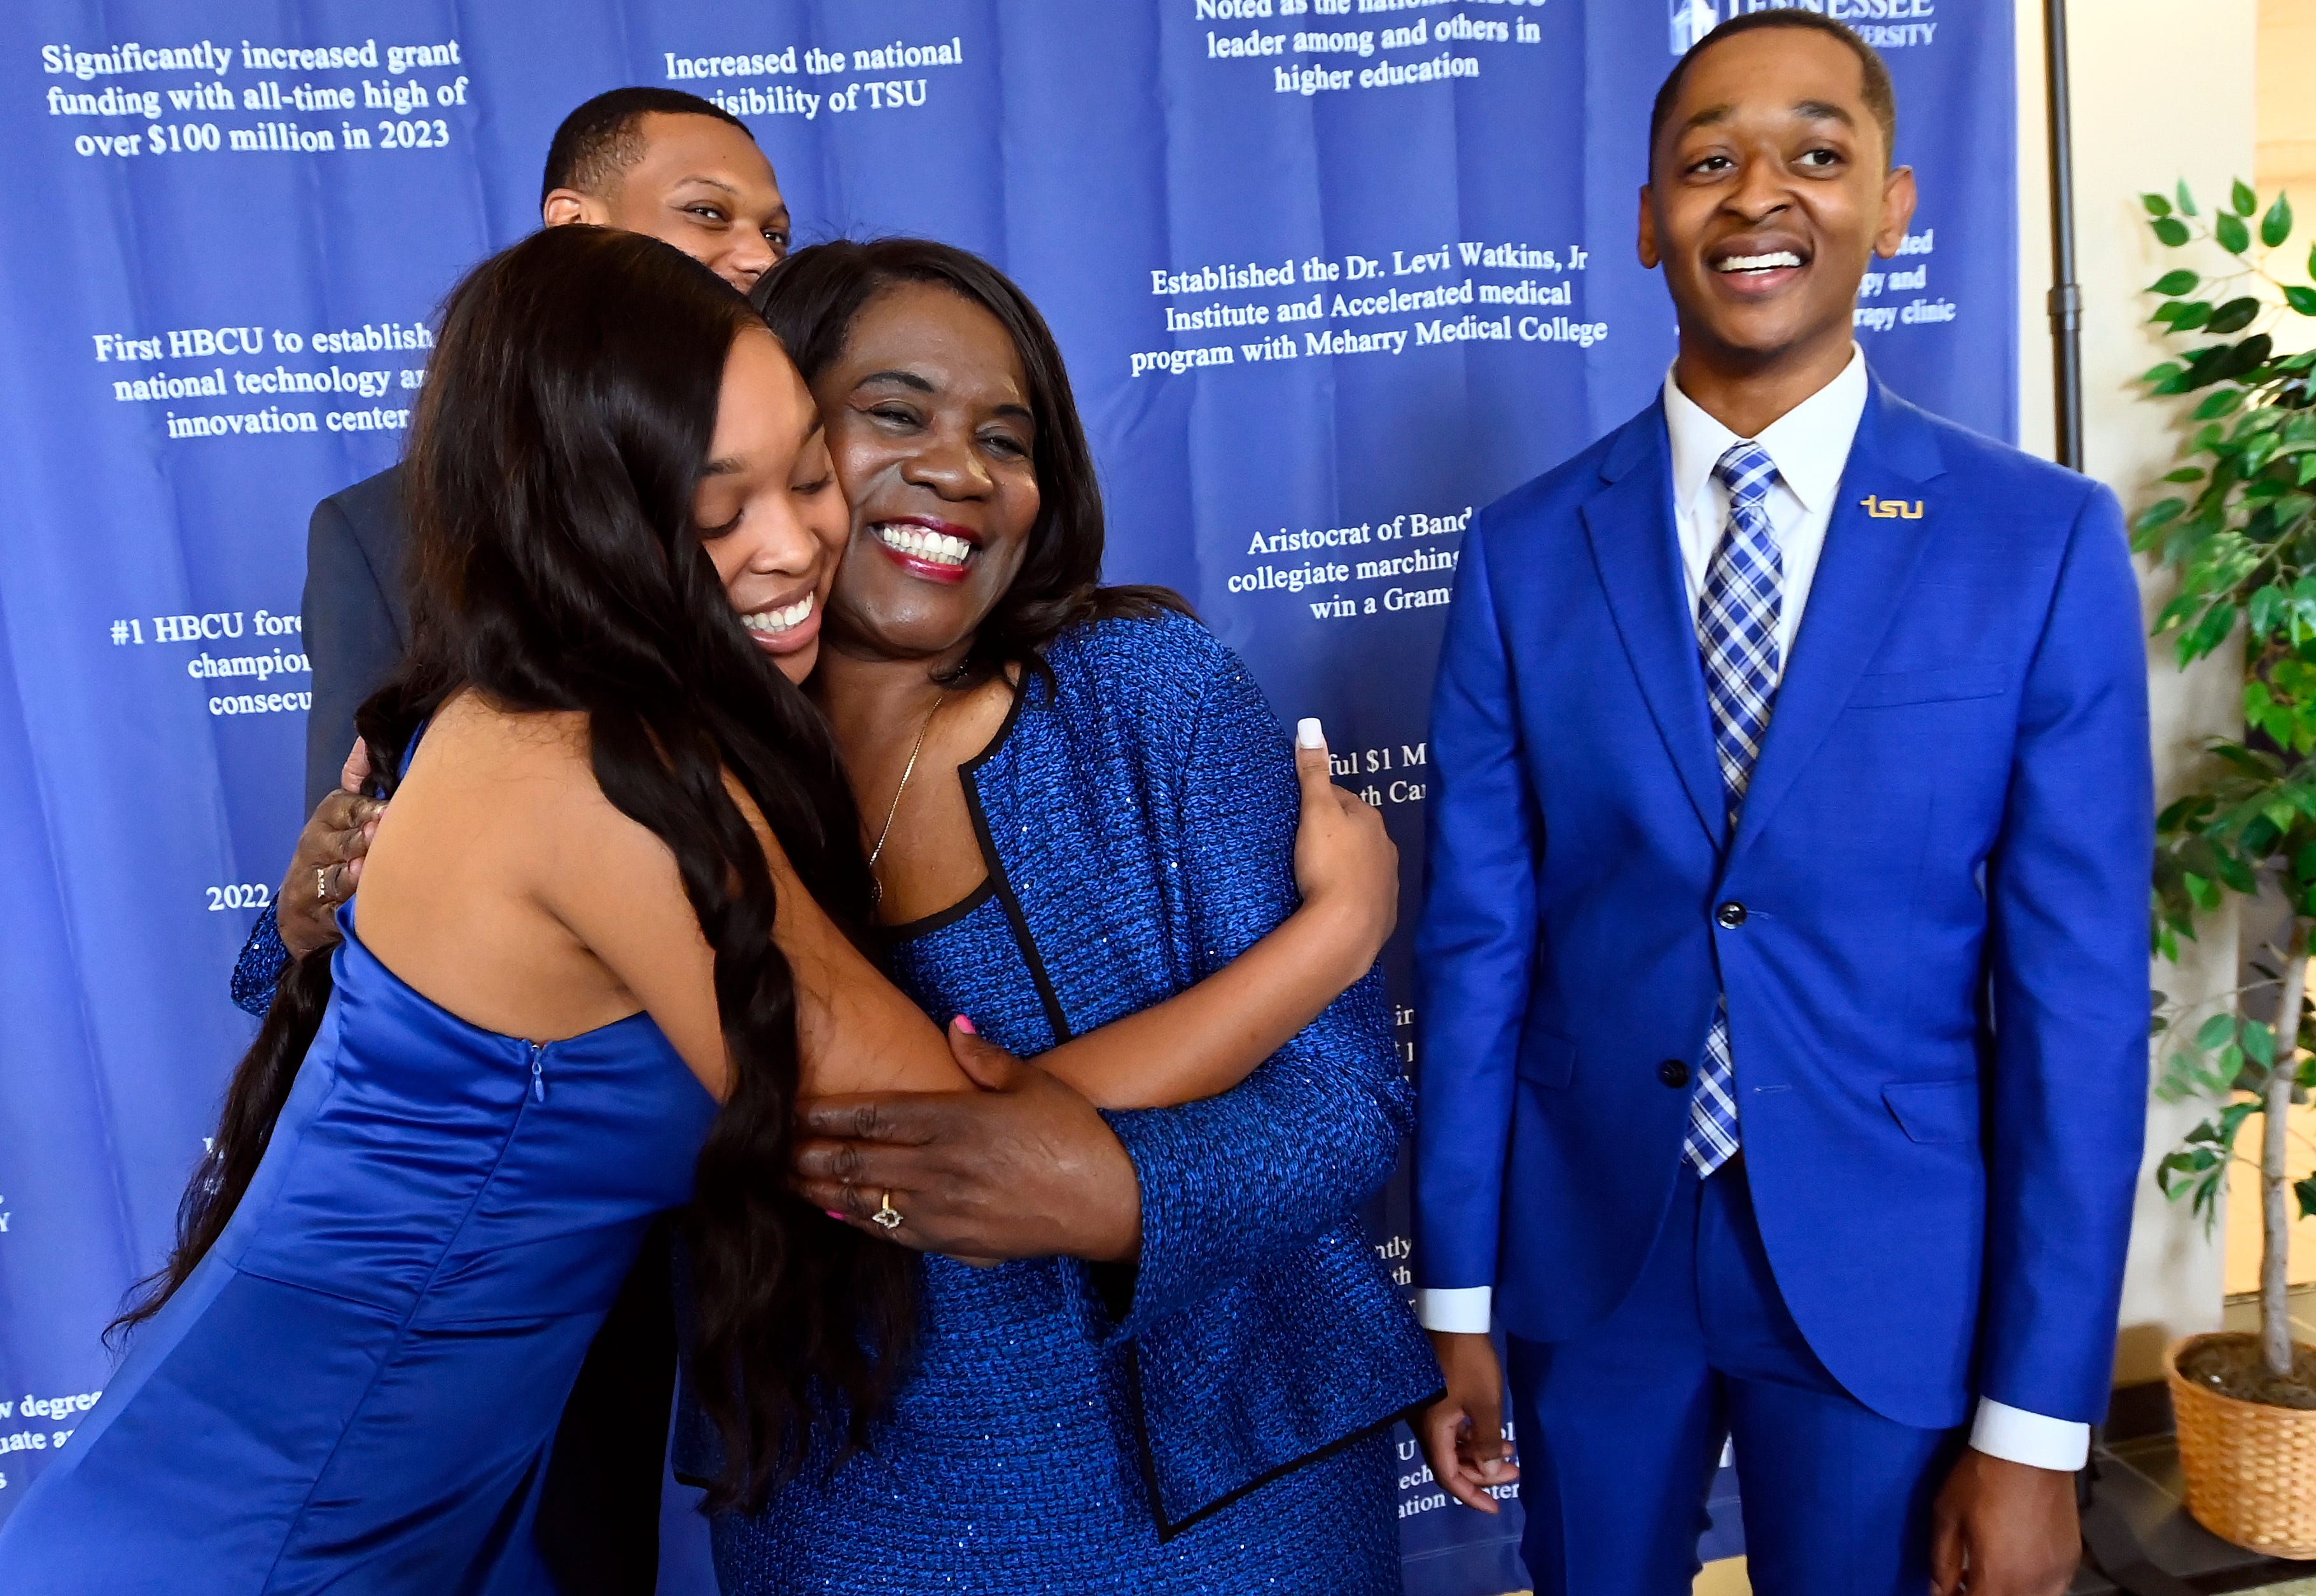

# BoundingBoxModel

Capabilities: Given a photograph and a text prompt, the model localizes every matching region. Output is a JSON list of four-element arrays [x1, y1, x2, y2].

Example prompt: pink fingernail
[[825, 1210, 846, 1220], [954, 1015, 975, 1034]]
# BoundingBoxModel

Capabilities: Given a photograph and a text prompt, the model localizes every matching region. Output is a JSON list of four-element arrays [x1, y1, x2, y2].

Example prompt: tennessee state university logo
[[1859, 495, 1925, 520]]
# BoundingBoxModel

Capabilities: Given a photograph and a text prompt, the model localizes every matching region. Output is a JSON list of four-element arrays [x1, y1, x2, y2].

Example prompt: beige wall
[[2242, 0, 2316, 1300], [2260, 0, 2316, 357], [2011, 0, 2256, 1384]]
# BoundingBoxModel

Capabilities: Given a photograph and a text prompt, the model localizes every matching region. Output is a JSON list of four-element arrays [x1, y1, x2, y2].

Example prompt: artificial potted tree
[[2140, 177, 2316, 1558]]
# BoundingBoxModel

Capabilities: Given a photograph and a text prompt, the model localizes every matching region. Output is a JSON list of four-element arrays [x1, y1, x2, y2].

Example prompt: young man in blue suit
[[1412, 15, 2151, 1596]]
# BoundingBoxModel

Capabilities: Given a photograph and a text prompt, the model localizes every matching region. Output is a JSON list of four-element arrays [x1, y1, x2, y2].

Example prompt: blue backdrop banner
[[0, 3, 2014, 1589]]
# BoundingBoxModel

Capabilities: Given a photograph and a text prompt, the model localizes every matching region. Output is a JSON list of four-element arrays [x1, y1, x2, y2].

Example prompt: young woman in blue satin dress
[[0, 226, 985, 1592], [3, 228, 1418, 1592], [690, 241, 1441, 1593]]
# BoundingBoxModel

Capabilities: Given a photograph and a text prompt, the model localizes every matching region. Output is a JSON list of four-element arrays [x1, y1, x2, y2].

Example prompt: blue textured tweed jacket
[[946, 611, 1437, 1532]]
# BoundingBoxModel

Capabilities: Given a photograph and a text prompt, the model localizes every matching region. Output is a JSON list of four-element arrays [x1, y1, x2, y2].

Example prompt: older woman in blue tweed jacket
[[689, 239, 1440, 1592], [227, 235, 1438, 1587]]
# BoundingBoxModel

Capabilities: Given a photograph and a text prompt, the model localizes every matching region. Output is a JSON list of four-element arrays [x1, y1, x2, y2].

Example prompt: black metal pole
[[2044, 0, 2085, 471]]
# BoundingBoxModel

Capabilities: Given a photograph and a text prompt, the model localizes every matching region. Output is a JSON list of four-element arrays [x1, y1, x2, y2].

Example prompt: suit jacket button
[[1657, 1059, 1690, 1088], [1715, 901, 1747, 928]]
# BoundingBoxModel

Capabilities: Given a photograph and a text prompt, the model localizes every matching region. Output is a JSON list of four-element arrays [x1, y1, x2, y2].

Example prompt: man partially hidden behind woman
[[0, 225, 1436, 1593]]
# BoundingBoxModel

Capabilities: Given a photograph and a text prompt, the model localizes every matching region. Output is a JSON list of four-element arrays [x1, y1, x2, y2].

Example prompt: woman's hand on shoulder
[[275, 740, 385, 959], [1290, 719, 1398, 978]]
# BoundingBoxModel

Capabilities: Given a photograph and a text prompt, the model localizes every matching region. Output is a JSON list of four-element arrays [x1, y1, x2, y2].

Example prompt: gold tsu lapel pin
[[1859, 495, 1924, 520]]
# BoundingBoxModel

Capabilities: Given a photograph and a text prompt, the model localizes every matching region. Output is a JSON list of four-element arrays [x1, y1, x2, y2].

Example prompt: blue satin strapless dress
[[0, 910, 716, 1594]]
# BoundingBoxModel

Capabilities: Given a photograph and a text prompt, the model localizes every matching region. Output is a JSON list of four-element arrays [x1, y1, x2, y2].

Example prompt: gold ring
[[315, 866, 330, 903], [872, 1191, 902, 1232]]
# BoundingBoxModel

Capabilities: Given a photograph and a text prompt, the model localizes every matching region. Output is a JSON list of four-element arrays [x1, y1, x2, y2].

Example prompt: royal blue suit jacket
[[1413, 380, 2151, 1431]]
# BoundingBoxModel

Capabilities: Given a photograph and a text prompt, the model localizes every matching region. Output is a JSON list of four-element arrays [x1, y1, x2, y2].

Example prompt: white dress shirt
[[1416, 347, 2088, 1473], [1664, 343, 1866, 660]]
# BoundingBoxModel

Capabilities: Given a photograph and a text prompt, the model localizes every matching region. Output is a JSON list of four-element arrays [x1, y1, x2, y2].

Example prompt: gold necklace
[[867, 692, 945, 908]]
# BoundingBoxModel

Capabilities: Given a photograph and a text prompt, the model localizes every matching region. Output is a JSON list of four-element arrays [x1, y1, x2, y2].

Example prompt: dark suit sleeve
[[1979, 482, 2153, 1424], [231, 480, 403, 1015], [302, 490, 403, 813]]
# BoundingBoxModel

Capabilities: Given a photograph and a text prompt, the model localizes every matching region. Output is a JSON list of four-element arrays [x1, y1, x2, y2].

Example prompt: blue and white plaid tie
[[1684, 441, 1782, 1177]]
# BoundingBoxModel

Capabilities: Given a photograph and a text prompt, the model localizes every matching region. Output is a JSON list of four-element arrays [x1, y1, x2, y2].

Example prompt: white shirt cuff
[[1969, 1398, 2089, 1471], [1416, 1286, 1493, 1334]]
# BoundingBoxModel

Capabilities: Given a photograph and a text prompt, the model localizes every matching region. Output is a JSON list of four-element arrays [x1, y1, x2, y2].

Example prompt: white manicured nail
[[1297, 717, 1325, 749]]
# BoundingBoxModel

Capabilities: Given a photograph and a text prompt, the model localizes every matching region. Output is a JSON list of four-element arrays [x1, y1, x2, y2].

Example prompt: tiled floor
[[1684, 1559, 2316, 1594]]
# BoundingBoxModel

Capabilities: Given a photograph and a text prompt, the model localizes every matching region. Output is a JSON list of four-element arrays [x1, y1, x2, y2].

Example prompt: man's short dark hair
[[1649, 12, 1897, 170], [540, 88, 753, 205]]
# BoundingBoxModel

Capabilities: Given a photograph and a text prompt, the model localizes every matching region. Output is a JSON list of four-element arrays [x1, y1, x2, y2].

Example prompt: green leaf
[[2180, 181, 2201, 217], [2170, 301, 2214, 331], [2195, 1013, 2239, 1048], [2184, 600, 2241, 662], [2217, 211, 2252, 254], [2163, 466, 2207, 483], [2208, 742, 2282, 776], [2156, 216, 2193, 248], [2153, 593, 2200, 631], [2134, 497, 2188, 534], [2158, 1135, 2231, 1229], [2298, 1171, 2316, 1221], [2144, 193, 2175, 219], [2220, 1099, 2260, 1145], [2152, 268, 2198, 295], [2263, 191, 2296, 249], [2287, 285, 2316, 317], [2194, 387, 2246, 420], [2243, 1018, 2278, 1066], [2160, 793, 2215, 830], [2250, 588, 2287, 638], [2207, 297, 2263, 335], [2233, 177, 2259, 218], [2226, 333, 2275, 378], [2179, 343, 2242, 391]]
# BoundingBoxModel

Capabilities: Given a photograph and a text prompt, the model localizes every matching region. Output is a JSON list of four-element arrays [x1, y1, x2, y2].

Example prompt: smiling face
[[546, 113, 791, 292], [694, 328, 848, 683], [1639, 26, 1914, 377], [813, 281, 1042, 666]]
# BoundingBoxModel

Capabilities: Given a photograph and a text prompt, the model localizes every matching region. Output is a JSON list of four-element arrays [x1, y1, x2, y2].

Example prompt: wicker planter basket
[[2167, 1333, 2316, 1560]]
